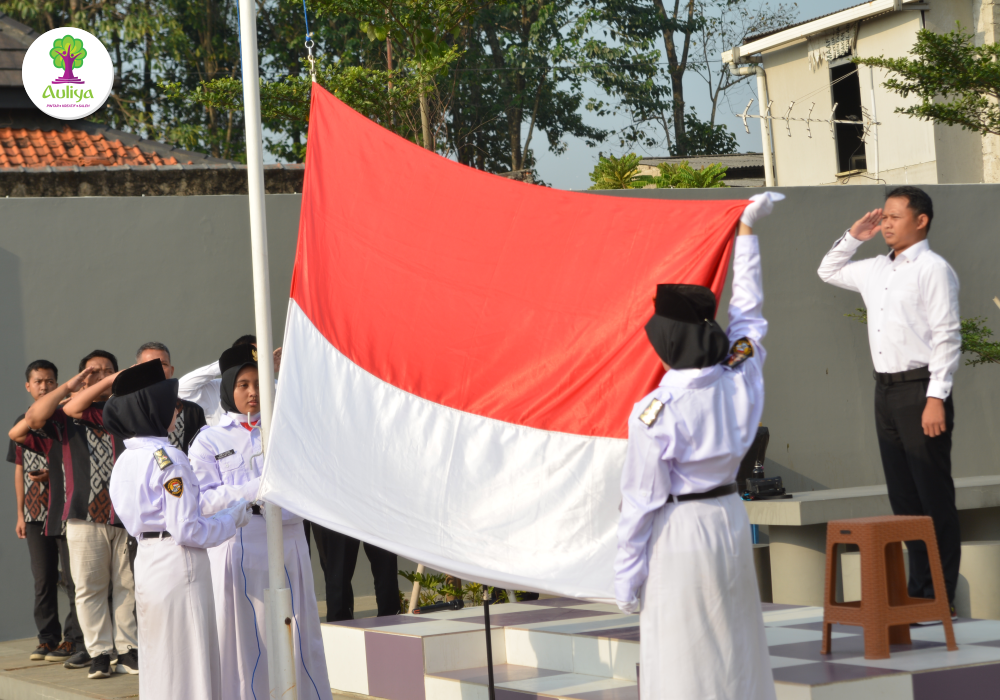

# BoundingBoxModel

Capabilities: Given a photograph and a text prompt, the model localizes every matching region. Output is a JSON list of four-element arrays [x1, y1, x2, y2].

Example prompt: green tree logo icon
[[49, 35, 87, 85]]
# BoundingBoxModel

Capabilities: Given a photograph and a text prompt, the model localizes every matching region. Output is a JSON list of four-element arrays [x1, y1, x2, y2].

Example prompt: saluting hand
[[65, 367, 96, 393], [849, 209, 883, 242]]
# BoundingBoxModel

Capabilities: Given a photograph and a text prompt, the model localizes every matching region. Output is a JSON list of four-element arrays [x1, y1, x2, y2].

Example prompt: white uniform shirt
[[188, 412, 302, 524], [817, 235, 961, 399], [614, 235, 768, 611], [178, 361, 224, 426], [108, 436, 238, 548]]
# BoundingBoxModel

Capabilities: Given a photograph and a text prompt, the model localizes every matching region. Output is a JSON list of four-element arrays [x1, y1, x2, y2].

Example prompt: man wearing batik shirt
[[20, 350, 138, 680], [7, 360, 83, 663]]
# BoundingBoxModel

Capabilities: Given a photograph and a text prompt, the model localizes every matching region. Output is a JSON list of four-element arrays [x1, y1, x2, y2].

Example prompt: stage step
[[425, 663, 637, 700], [321, 599, 1000, 700]]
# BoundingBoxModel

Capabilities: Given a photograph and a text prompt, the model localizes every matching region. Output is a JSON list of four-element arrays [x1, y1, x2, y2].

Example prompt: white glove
[[217, 499, 252, 529], [241, 476, 262, 503], [617, 596, 641, 615], [739, 191, 786, 228]]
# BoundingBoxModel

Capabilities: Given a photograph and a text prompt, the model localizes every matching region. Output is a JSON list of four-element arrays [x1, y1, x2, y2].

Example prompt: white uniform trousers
[[640, 492, 776, 700], [209, 516, 332, 700], [135, 537, 222, 700]]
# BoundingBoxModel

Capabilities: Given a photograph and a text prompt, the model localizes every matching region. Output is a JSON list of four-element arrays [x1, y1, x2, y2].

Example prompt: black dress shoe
[[87, 652, 113, 679]]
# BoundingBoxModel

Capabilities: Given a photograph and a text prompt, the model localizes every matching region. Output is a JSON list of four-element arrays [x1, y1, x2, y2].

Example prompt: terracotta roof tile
[[0, 126, 180, 168]]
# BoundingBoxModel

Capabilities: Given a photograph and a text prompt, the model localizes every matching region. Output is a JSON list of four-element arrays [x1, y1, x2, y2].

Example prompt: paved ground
[[0, 598, 381, 700]]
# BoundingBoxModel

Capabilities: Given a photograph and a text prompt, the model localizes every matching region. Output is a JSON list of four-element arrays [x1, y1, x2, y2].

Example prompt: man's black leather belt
[[676, 482, 738, 502], [141, 531, 171, 539], [251, 504, 262, 515], [874, 366, 930, 386]]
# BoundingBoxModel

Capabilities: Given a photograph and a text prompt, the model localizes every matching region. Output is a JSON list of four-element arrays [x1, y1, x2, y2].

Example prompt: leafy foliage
[[398, 569, 524, 613], [676, 111, 737, 156], [846, 309, 1000, 367], [854, 25, 1000, 137], [588, 152, 644, 189], [652, 159, 728, 188]]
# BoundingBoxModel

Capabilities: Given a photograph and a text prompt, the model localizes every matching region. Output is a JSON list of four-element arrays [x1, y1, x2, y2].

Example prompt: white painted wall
[[756, 0, 985, 186]]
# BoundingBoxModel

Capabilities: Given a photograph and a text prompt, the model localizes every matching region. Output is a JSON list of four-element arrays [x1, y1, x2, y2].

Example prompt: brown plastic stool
[[822, 515, 957, 660]]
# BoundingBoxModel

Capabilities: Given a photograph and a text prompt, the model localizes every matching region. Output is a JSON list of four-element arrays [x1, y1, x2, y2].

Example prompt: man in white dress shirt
[[615, 192, 783, 700], [818, 186, 961, 610]]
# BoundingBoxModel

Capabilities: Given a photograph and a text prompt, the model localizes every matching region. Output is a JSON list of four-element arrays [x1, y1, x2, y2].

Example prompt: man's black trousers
[[874, 379, 960, 603], [306, 521, 400, 621], [25, 523, 83, 646]]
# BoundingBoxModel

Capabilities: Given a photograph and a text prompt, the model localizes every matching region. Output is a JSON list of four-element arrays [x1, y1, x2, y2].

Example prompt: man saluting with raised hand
[[615, 192, 783, 700], [817, 186, 962, 616]]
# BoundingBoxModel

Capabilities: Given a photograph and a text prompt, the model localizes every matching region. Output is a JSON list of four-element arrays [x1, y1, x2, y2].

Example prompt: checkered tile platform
[[320, 598, 1000, 699]]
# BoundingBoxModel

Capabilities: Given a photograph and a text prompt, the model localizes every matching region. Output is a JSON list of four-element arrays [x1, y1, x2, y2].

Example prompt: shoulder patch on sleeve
[[638, 399, 664, 428], [164, 477, 183, 497], [724, 337, 754, 369], [153, 448, 174, 471], [215, 449, 235, 460]]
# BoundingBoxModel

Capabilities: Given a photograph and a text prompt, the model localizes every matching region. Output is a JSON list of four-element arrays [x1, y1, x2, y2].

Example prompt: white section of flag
[[260, 301, 626, 601]]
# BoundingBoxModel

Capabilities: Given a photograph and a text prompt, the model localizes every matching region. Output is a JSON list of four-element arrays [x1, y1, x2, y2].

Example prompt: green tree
[[854, 25, 1000, 137], [679, 111, 736, 155]]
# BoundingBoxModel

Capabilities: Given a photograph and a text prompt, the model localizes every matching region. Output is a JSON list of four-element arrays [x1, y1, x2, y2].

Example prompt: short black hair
[[25, 360, 58, 382], [79, 350, 119, 373], [886, 186, 933, 232], [136, 341, 171, 363], [232, 335, 257, 348]]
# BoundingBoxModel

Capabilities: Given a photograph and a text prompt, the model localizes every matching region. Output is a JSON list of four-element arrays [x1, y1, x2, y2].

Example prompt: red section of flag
[[291, 85, 746, 439]]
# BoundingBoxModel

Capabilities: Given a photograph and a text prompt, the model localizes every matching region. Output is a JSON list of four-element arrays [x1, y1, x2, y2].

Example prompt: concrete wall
[[2, 186, 999, 640], [760, 1, 984, 186]]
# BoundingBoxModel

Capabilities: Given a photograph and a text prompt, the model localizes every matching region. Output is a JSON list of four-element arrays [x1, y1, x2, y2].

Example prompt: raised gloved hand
[[739, 191, 786, 228], [617, 596, 641, 615], [217, 499, 252, 529]]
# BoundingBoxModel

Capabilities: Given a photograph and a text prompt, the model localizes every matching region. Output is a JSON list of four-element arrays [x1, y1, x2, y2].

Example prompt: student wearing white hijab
[[105, 360, 251, 700], [187, 345, 331, 700]]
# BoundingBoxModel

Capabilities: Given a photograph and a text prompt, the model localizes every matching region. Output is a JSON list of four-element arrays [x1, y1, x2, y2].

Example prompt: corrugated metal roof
[[639, 153, 764, 170], [743, 2, 871, 44], [0, 13, 38, 88]]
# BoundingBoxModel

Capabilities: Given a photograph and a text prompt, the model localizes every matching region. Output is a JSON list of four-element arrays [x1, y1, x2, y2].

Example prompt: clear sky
[[535, 0, 865, 190]]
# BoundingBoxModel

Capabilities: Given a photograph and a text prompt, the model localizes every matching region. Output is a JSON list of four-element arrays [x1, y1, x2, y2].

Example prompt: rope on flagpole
[[302, 0, 316, 83]]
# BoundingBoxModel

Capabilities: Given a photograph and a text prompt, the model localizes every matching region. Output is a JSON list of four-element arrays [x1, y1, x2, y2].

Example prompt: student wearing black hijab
[[106, 360, 251, 699], [188, 347, 332, 700]]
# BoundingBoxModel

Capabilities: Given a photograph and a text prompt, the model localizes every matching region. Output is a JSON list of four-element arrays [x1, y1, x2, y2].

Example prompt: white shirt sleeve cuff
[[836, 231, 864, 251], [926, 380, 951, 400]]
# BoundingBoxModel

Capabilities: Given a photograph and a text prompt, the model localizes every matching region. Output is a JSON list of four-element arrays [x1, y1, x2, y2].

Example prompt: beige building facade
[[723, 0, 998, 186]]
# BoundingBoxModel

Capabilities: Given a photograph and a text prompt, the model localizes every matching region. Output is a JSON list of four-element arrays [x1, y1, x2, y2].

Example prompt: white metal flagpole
[[236, 0, 298, 697]]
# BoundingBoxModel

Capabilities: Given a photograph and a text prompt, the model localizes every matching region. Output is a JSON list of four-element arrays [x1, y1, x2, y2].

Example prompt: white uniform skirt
[[208, 516, 332, 700], [135, 538, 222, 700], [640, 492, 776, 700]]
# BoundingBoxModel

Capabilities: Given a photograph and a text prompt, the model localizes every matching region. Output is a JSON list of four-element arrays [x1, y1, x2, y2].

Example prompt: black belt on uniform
[[675, 482, 738, 502], [251, 504, 262, 515], [141, 531, 171, 539], [873, 366, 930, 386]]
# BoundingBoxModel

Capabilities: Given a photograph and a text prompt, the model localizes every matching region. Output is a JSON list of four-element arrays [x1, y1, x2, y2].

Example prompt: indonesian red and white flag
[[259, 85, 747, 601]]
